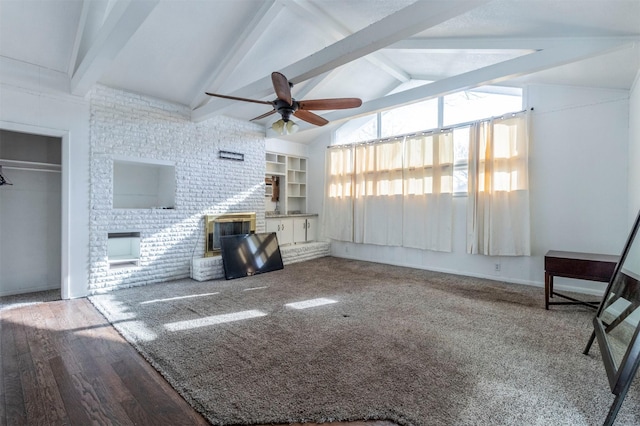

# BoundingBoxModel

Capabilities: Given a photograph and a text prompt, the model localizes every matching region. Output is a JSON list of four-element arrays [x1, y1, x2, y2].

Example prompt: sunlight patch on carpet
[[164, 309, 267, 331], [285, 297, 338, 309], [140, 292, 219, 305]]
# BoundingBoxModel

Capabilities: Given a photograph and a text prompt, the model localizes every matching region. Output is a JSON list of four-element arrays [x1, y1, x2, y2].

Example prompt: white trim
[[631, 68, 640, 94], [111, 155, 175, 166]]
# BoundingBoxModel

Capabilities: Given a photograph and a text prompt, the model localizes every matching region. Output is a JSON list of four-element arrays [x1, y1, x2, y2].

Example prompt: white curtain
[[323, 146, 354, 242], [354, 140, 404, 246], [403, 132, 454, 251], [324, 133, 454, 250], [467, 113, 530, 256]]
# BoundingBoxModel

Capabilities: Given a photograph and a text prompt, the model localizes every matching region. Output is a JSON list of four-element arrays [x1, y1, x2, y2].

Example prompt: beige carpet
[[89, 257, 640, 425]]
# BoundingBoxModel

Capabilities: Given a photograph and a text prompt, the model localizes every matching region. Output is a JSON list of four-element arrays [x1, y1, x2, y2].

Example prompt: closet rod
[[0, 159, 61, 173], [1, 166, 61, 173]]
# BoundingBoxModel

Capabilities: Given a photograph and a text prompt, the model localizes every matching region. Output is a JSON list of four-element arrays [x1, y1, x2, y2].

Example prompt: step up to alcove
[[190, 241, 330, 282]]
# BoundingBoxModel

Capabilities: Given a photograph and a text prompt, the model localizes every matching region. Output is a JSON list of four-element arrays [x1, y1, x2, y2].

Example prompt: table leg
[[545, 271, 550, 310]]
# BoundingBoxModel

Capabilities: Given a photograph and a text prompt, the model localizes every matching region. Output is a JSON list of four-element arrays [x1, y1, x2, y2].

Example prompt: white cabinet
[[305, 217, 317, 242], [267, 216, 316, 245], [293, 217, 316, 244], [266, 218, 293, 245]]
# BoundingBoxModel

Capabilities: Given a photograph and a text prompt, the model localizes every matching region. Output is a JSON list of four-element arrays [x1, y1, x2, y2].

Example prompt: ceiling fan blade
[[294, 109, 329, 126], [298, 98, 362, 110], [205, 92, 272, 105], [250, 109, 277, 121], [271, 72, 292, 106]]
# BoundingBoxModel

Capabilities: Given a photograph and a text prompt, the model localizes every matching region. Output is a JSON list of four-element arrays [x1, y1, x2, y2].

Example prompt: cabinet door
[[267, 218, 293, 245], [305, 217, 317, 242], [278, 218, 293, 245], [293, 218, 307, 243], [265, 218, 279, 234]]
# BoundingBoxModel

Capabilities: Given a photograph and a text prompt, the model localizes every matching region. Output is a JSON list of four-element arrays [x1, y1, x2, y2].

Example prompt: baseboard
[[330, 253, 605, 297], [0, 284, 59, 297]]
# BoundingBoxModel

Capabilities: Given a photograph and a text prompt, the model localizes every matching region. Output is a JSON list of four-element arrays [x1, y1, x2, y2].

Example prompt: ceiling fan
[[205, 72, 362, 134]]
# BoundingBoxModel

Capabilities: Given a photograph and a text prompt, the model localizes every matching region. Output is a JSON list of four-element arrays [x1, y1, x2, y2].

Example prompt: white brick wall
[[88, 85, 266, 292]]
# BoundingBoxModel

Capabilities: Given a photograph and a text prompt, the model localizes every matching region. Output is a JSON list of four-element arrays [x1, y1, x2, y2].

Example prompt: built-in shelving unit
[[266, 153, 286, 174], [287, 156, 306, 214], [265, 152, 308, 214]]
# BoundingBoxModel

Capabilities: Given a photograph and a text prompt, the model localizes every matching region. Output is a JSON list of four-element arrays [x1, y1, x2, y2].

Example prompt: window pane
[[454, 166, 468, 194], [453, 127, 470, 194], [334, 114, 378, 144], [444, 89, 522, 126], [453, 126, 469, 164], [380, 99, 438, 138]]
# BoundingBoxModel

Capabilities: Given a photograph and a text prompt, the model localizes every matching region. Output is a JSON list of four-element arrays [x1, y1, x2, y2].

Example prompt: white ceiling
[[1, 0, 639, 142]]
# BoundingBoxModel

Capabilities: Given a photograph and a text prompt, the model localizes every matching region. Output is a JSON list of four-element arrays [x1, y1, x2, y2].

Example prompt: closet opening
[[0, 129, 62, 297]]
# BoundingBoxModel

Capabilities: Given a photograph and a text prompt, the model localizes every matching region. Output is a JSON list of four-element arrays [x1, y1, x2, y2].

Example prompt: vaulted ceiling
[[1, 0, 639, 141]]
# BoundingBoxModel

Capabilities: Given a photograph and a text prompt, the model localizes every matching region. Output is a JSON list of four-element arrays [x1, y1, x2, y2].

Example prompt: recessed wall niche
[[112, 158, 175, 209], [107, 232, 141, 268]]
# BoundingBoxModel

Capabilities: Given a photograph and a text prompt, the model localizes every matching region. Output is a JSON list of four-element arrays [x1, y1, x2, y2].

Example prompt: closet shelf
[[0, 159, 61, 173]]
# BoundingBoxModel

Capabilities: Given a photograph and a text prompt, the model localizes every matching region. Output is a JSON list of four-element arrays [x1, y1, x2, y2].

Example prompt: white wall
[[0, 85, 90, 299], [629, 71, 640, 225], [266, 138, 309, 158], [309, 84, 631, 295]]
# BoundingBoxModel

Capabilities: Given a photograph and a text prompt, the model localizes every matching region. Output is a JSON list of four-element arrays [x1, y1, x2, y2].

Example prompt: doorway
[[0, 130, 62, 296]]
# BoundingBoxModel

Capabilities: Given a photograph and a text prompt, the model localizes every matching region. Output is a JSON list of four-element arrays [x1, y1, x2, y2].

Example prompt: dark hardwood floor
[[1, 297, 397, 426], [1, 297, 209, 426]]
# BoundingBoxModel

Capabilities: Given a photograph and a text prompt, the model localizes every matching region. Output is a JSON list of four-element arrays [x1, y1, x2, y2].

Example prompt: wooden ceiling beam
[[284, 0, 410, 83], [70, 0, 158, 96], [300, 39, 633, 131], [192, 0, 490, 122], [388, 36, 640, 51], [188, 1, 284, 109]]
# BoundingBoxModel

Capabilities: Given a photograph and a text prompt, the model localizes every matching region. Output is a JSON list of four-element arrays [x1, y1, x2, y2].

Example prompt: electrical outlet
[[494, 263, 501, 272]]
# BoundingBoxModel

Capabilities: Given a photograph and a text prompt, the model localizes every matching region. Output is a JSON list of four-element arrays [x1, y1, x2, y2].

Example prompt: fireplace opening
[[204, 212, 256, 257]]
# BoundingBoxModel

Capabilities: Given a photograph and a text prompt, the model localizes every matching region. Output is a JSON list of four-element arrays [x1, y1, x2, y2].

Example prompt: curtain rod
[[328, 107, 534, 149]]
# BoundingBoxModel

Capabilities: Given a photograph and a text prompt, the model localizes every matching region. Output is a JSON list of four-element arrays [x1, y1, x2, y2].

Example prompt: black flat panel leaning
[[220, 232, 284, 280]]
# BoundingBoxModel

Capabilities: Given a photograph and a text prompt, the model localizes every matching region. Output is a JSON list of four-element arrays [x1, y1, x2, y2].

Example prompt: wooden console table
[[545, 250, 619, 310]]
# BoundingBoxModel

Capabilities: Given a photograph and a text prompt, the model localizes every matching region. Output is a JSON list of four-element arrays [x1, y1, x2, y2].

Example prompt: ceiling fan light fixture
[[272, 119, 285, 134], [271, 118, 299, 135], [286, 120, 299, 134]]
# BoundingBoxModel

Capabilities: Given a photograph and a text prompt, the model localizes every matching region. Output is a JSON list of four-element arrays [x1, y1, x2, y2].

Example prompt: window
[[334, 114, 378, 144], [333, 85, 523, 195], [443, 87, 523, 127], [380, 99, 438, 138], [453, 126, 470, 195]]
